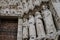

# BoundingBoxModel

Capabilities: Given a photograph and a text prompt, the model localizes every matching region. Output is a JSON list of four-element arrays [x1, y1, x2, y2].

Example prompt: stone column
[[35, 11, 45, 40], [17, 17, 23, 40], [29, 14, 36, 40], [41, 5, 56, 39], [22, 18, 28, 40]]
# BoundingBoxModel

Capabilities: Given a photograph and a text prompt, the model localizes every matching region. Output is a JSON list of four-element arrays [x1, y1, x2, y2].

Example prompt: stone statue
[[23, 18, 28, 40], [35, 11, 45, 40], [17, 2, 24, 17], [22, 0, 29, 14], [28, 0, 35, 10], [29, 14, 36, 40], [41, 5, 56, 39]]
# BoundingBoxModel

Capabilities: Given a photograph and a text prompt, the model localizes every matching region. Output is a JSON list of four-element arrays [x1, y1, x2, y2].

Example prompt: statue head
[[23, 18, 27, 22], [35, 11, 40, 16], [29, 14, 33, 19], [35, 11, 42, 17], [42, 4, 48, 10]]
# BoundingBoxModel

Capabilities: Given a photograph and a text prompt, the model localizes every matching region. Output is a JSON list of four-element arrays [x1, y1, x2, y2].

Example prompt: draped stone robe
[[29, 15, 36, 40], [23, 18, 28, 39], [56, 0, 60, 2], [17, 1, 24, 17], [35, 12, 45, 39], [42, 9, 56, 39]]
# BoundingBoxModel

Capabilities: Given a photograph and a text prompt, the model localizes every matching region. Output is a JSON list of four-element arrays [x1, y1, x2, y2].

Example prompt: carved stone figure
[[23, 18, 28, 40], [28, 0, 35, 10], [29, 14, 36, 40], [22, 0, 29, 14], [17, 18, 23, 40], [41, 5, 56, 39], [17, 2, 24, 17], [35, 11, 45, 40]]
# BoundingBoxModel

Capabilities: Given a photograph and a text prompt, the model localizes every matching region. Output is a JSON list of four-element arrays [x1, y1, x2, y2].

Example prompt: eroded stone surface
[[0, 0, 60, 40]]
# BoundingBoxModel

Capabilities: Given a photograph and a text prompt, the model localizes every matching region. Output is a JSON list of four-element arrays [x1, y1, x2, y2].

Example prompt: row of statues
[[17, 5, 60, 40], [0, 0, 60, 40]]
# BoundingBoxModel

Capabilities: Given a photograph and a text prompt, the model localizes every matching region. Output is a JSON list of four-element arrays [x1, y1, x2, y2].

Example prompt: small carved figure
[[35, 11, 45, 40], [22, 0, 29, 14], [23, 18, 28, 40], [29, 14, 36, 40], [28, 0, 35, 10], [41, 5, 56, 39]]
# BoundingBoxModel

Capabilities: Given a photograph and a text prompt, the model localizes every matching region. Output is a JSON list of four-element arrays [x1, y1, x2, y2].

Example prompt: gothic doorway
[[0, 17, 18, 40]]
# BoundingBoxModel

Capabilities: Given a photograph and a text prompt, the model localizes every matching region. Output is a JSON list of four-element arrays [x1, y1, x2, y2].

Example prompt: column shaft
[[17, 17, 23, 40]]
